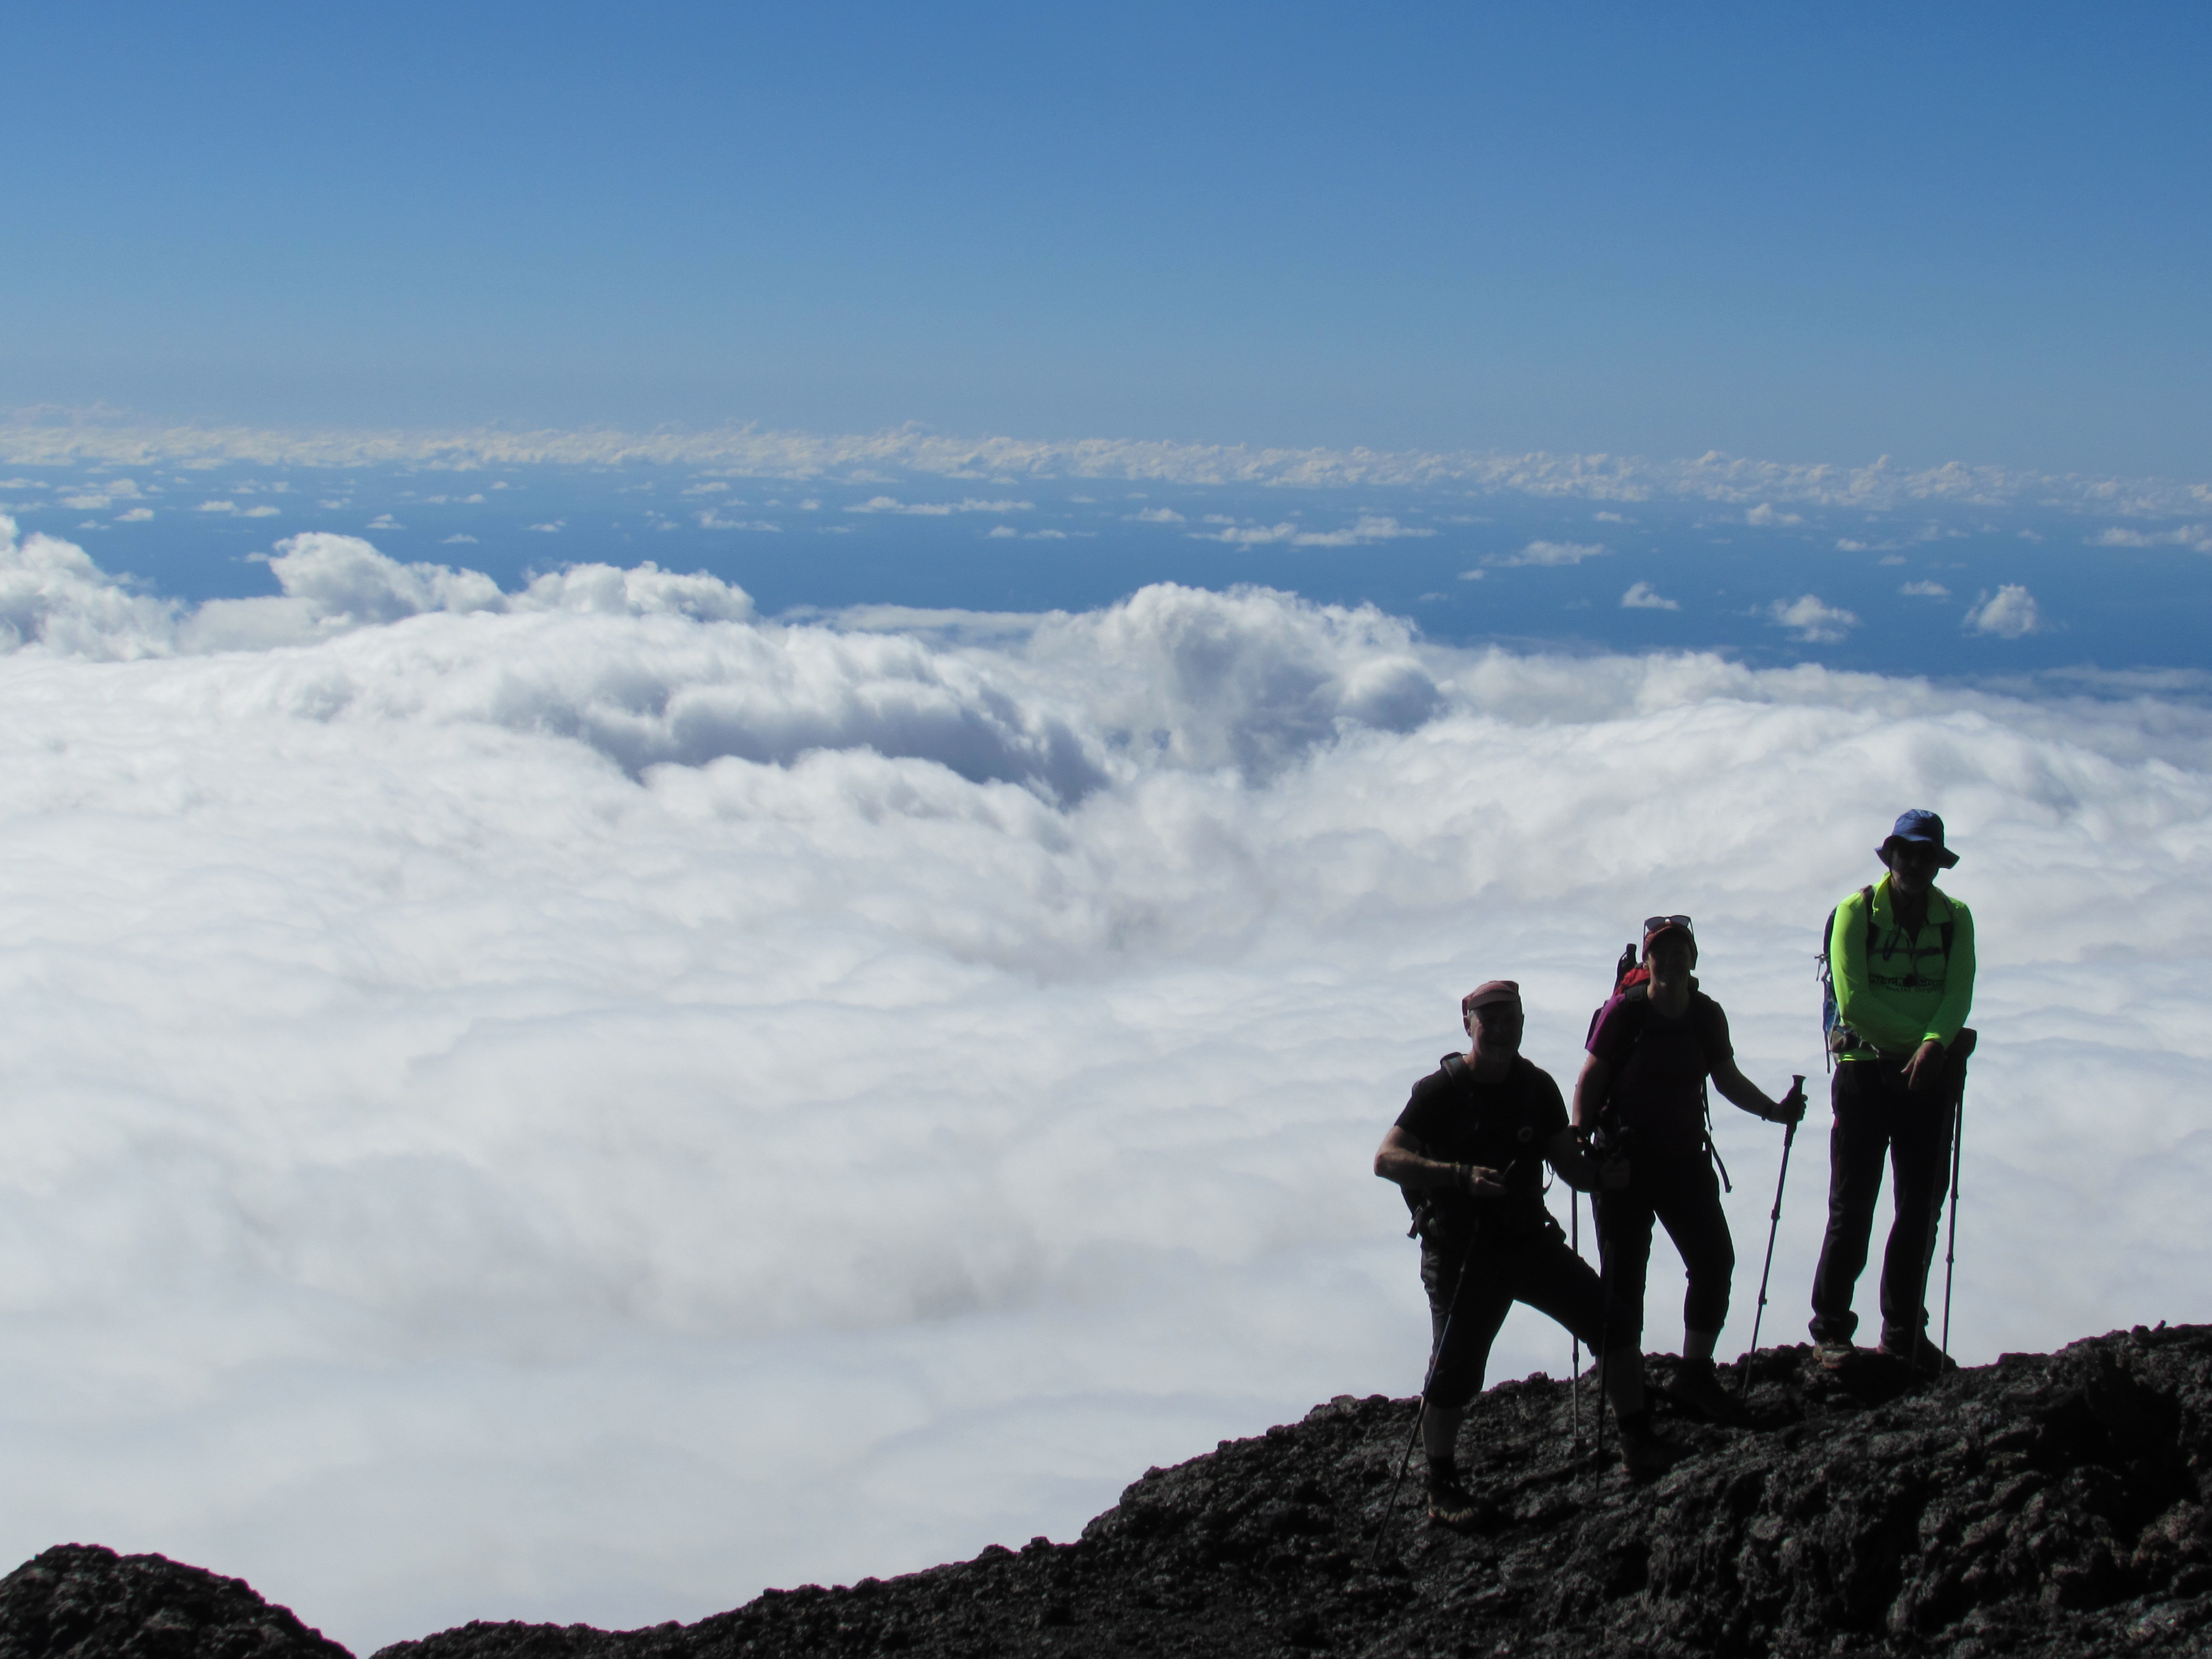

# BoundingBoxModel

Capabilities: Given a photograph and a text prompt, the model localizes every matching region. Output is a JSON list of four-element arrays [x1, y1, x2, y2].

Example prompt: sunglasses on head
[[1642, 914, 1693, 935]]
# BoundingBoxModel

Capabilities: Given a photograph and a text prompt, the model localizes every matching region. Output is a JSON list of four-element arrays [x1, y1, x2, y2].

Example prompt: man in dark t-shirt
[[1375, 979, 1672, 1525], [1575, 917, 1804, 1421]]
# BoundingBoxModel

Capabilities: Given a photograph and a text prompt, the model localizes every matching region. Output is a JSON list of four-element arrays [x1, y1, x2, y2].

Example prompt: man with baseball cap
[[1809, 810, 1977, 1373], [1575, 915, 1806, 1422], [1375, 979, 1670, 1525]]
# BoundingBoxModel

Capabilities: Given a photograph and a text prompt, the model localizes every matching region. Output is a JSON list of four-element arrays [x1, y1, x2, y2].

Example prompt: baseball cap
[[1460, 980, 1522, 1014]]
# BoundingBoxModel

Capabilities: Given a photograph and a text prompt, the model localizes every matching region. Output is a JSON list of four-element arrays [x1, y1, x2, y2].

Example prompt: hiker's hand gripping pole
[[1740, 1075, 1805, 1394]]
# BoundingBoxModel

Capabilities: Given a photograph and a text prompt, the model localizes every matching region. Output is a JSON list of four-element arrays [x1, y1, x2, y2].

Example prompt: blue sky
[[7, 2, 2210, 477]]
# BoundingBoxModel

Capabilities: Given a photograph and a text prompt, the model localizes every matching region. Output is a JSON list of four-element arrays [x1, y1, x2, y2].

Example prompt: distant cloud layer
[[0, 513, 2207, 1652], [1191, 514, 1434, 547], [844, 495, 1032, 515], [1498, 539, 1608, 567], [5, 421, 2210, 516]]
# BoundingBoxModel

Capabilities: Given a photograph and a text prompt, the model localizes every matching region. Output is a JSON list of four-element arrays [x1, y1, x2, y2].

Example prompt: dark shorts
[[1418, 1224, 1635, 1412]]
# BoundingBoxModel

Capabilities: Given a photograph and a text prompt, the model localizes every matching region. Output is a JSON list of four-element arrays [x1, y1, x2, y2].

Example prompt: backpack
[[1586, 954, 1731, 1192], [1818, 884, 1957, 1068]]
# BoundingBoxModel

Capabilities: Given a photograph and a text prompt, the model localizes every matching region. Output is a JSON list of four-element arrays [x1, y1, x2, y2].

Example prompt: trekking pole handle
[[1766, 1083, 1802, 1224]]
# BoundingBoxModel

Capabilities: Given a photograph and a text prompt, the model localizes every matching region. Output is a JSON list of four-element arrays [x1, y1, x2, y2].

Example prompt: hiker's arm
[[1374, 1126, 1506, 1196], [1571, 1053, 1612, 1131], [1543, 1126, 1611, 1193], [1926, 905, 1975, 1050], [1545, 1128, 1595, 1192], [1712, 1058, 1804, 1123]]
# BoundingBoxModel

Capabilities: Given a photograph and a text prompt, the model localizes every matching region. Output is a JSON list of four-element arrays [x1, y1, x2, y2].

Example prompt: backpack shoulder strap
[[1439, 1051, 1469, 1083]]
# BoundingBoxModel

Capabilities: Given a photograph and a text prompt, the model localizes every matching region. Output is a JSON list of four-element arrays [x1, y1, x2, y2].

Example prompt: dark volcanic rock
[[15, 1327, 2212, 1659], [372, 1327, 2212, 1659], [0, 1544, 348, 1659]]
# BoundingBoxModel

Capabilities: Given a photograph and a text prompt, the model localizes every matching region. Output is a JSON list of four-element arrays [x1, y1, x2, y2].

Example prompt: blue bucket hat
[[1879, 808, 1958, 868]]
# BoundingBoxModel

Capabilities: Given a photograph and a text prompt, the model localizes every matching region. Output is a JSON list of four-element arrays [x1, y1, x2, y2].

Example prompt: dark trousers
[[1808, 1046, 1968, 1348], [1596, 1150, 1734, 1342], [1420, 1228, 1635, 1412]]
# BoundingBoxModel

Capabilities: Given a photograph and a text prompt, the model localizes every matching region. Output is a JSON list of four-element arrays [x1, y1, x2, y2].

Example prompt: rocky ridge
[[6, 1326, 2211, 1659]]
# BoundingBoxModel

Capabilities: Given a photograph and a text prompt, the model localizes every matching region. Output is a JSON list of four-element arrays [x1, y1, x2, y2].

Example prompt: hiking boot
[[1664, 1357, 1746, 1425], [1814, 1337, 1856, 1371], [1877, 1333, 1958, 1376], [1424, 1469, 1493, 1529], [1614, 1410, 1677, 1479]]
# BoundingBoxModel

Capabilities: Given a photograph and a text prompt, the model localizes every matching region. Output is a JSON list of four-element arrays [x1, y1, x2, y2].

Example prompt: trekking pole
[[1739, 1075, 1805, 1395], [1941, 1088, 1964, 1358], [1568, 1188, 1584, 1448], [1593, 1189, 1612, 1465], [1370, 1233, 1478, 1573]]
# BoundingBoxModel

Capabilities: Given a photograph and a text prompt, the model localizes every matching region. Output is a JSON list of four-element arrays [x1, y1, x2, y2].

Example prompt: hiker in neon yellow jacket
[[1809, 809, 1976, 1373]]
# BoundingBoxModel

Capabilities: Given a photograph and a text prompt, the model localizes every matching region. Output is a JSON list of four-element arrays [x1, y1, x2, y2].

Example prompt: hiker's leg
[[1520, 1234, 1645, 1420], [1595, 1177, 1658, 1353], [1652, 1155, 1735, 1348], [1421, 1251, 1512, 1459], [1877, 1083, 1957, 1350], [1809, 1062, 1888, 1342]]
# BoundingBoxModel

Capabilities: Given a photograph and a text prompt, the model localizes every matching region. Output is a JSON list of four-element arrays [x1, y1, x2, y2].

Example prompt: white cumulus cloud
[[2091, 523, 2212, 553], [1767, 594, 1859, 643], [1964, 583, 2047, 638], [1900, 581, 1950, 597], [1620, 581, 1679, 611]]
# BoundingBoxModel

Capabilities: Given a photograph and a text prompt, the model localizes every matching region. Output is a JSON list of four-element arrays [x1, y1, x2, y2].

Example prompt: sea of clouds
[[2, 512, 2208, 1651]]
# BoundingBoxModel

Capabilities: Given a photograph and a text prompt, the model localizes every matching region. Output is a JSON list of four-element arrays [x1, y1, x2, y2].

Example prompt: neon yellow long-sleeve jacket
[[1828, 873, 1975, 1060]]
